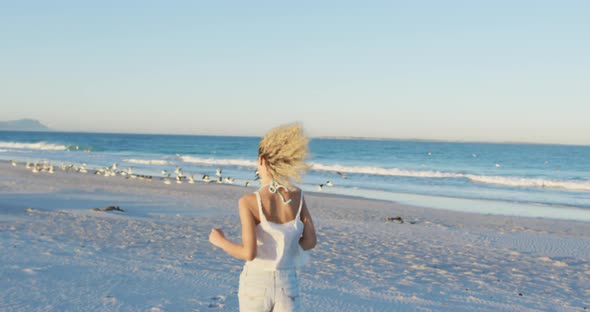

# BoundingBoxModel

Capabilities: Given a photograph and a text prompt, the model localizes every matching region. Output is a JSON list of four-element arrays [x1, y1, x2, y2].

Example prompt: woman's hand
[[209, 228, 226, 248]]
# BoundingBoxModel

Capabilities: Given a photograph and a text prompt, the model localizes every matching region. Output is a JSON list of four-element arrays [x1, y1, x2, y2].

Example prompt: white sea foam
[[123, 159, 171, 165], [180, 156, 257, 167], [150, 156, 590, 192], [0, 141, 68, 151], [465, 175, 590, 192], [309, 163, 464, 179], [309, 162, 590, 192]]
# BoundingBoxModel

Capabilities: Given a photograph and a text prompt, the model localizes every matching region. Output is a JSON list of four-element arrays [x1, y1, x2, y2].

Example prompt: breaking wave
[[309, 163, 590, 192], [0, 141, 68, 151], [172, 158, 590, 192], [180, 156, 258, 167], [123, 159, 171, 165]]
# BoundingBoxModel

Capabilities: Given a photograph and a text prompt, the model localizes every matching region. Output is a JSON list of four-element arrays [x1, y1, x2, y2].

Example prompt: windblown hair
[[258, 123, 309, 190]]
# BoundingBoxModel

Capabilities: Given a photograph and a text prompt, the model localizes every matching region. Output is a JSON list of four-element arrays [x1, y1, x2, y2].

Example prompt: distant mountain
[[0, 119, 50, 131]]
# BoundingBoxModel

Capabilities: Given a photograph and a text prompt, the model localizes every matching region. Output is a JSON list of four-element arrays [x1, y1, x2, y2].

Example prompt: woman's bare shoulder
[[289, 185, 302, 194], [239, 192, 257, 206], [239, 193, 260, 221]]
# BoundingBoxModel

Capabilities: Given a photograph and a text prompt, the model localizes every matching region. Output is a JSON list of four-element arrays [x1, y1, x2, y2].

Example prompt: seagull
[[224, 177, 234, 184], [188, 174, 195, 184], [161, 169, 168, 176], [245, 181, 251, 187], [163, 178, 172, 185], [48, 166, 55, 174], [76, 163, 88, 173], [216, 176, 223, 184], [317, 184, 324, 191], [326, 181, 334, 187], [10, 160, 17, 167], [216, 168, 222, 177], [336, 171, 349, 179], [254, 170, 260, 181], [62, 163, 74, 171], [176, 176, 183, 184], [111, 163, 118, 171], [42, 161, 51, 172], [202, 175, 210, 183]]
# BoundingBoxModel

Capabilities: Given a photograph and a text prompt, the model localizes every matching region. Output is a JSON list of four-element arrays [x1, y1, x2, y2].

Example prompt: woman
[[209, 123, 317, 311]]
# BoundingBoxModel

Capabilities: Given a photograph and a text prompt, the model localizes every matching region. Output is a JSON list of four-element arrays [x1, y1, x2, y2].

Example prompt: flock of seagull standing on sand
[[8, 159, 347, 191]]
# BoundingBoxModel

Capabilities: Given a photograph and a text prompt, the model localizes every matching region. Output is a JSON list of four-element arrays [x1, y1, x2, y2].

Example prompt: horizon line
[[0, 128, 588, 147]]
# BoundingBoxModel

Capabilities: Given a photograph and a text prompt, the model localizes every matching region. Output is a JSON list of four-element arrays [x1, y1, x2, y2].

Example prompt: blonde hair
[[258, 123, 309, 189]]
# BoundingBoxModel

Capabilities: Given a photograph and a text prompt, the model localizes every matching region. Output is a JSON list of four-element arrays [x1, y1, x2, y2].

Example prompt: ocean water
[[1, 131, 589, 221]]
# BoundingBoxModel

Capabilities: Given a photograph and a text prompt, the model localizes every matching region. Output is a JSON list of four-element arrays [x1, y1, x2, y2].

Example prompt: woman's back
[[245, 186, 306, 271], [251, 187, 303, 225]]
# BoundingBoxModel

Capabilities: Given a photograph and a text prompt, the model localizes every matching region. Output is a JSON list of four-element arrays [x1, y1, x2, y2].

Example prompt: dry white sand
[[1, 161, 589, 311]]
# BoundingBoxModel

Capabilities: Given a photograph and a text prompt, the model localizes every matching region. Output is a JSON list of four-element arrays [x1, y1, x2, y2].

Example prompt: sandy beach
[[1, 160, 589, 311]]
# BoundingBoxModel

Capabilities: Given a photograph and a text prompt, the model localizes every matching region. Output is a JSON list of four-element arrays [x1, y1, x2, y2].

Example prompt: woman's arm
[[209, 197, 257, 261], [299, 199, 317, 250]]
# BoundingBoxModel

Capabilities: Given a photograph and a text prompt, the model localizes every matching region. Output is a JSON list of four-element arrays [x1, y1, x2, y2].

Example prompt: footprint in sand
[[22, 268, 36, 275], [208, 295, 226, 309], [539, 256, 568, 267], [101, 296, 117, 304]]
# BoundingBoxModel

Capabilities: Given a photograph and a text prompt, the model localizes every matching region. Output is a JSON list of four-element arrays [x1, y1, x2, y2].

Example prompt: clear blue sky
[[1, 1, 589, 144]]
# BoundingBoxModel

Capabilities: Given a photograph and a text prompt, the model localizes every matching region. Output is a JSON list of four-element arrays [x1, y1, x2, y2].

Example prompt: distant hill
[[0, 119, 50, 131]]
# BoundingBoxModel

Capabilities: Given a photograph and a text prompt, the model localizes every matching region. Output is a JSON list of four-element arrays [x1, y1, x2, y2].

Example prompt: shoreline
[[1, 159, 589, 223], [1, 161, 589, 311]]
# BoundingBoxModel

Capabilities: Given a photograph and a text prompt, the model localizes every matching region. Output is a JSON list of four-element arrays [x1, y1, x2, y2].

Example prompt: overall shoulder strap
[[296, 192, 304, 219], [254, 191, 266, 222]]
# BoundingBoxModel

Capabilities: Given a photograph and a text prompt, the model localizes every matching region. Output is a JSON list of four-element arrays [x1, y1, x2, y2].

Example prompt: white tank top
[[244, 191, 308, 271]]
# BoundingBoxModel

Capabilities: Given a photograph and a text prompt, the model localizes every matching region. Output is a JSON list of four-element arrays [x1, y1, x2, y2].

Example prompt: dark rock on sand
[[92, 206, 125, 212], [385, 216, 404, 223]]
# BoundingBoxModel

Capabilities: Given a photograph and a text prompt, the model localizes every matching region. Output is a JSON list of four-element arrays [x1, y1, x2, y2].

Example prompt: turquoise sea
[[1, 131, 589, 221]]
